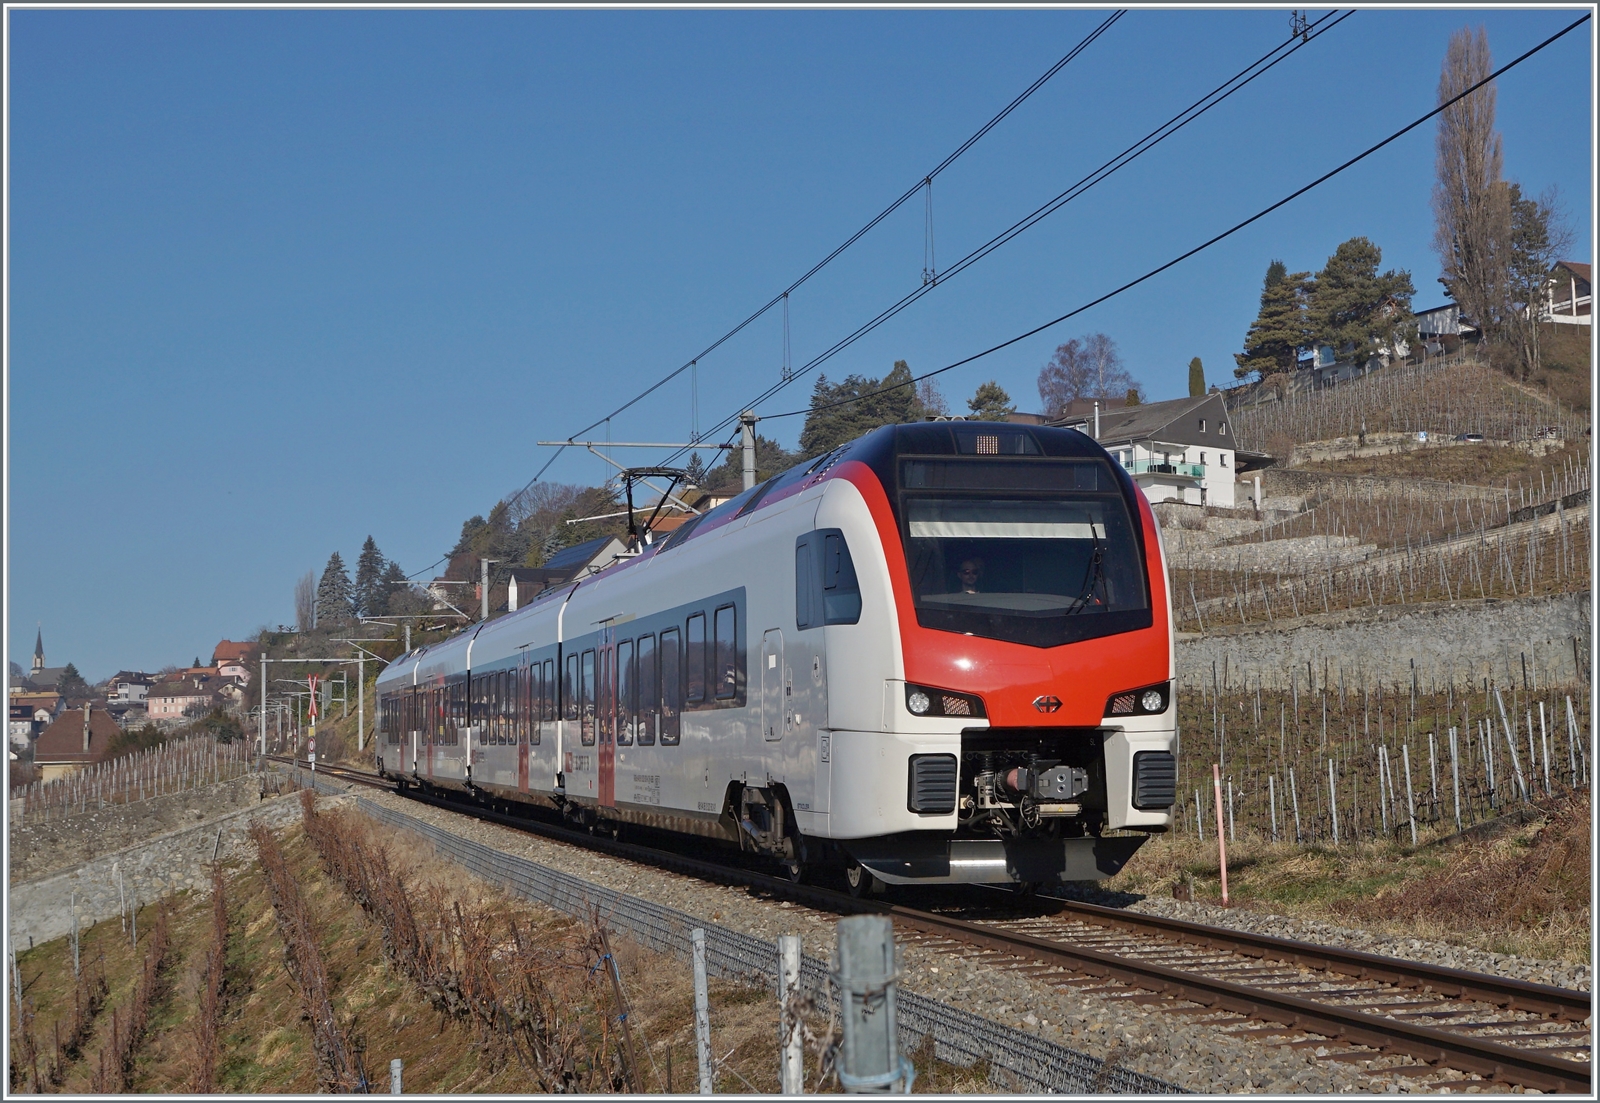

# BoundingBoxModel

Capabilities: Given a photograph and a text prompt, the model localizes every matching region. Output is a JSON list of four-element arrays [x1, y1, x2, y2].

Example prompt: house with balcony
[[1542, 261, 1591, 326], [1052, 393, 1248, 507]]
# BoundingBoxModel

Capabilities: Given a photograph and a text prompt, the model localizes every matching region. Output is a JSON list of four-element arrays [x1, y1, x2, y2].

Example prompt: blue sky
[[6, 8, 1592, 680]]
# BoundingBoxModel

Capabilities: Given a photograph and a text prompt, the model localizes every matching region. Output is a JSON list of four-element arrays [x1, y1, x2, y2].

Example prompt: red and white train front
[[373, 419, 1176, 889]]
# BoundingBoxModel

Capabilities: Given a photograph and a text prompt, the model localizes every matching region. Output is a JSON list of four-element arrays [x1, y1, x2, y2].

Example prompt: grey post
[[778, 934, 803, 1094], [1289, 767, 1302, 844], [358, 653, 365, 753], [1494, 687, 1528, 800], [260, 653, 269, 754], [740, 411, 758, 491], [390, 1058, 402, 1094], [692, 928, 713, 1094], [71, 890, 79, 978], [835, 914, 911, 1093], [1449, 727, 1463, 832], [1327, 758, 1339, 846], [1402, 743, 1417, 846], [1268, 773, 1277, 842]]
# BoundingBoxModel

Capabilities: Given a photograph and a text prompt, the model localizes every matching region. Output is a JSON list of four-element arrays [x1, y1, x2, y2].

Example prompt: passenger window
[[580, 650, 596, 746], [714, 604, 737, 700], [636, 634, 657, 746], [659, 628, 681, 745], [686, 613, 707, 704], [616, 639, 634, 746], [543, 659, 555, 723], [795, 538, 814, 630], [564, 654, 579, 722]]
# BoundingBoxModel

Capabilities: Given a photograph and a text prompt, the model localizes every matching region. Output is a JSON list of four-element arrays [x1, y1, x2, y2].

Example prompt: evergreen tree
[[315, 551, 354, 627], [1234, 261, 1313, 380], [966, 381, 1015, 421], [354, 536, 386, 618], [58, 663, 90, 699], [798, 360, 927, 458], [377, 560, 414, 616], [1305, 237, 1415, 364], [682, 452, 708, 486], [1124, 388, 1142, 407], [1187, 357, 1206, 397], [703, 435, 798, 492]]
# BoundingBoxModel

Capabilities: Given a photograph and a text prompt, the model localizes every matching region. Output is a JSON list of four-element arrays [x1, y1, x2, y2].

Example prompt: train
[[373, 419, 1177, 893]]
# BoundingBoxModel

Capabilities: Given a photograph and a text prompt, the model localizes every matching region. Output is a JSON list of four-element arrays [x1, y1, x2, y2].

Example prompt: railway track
[[278, 756, 1591, 1093]]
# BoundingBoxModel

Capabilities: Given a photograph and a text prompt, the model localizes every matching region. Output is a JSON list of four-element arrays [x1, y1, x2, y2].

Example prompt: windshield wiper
[[1064, 530, 1106, 615]]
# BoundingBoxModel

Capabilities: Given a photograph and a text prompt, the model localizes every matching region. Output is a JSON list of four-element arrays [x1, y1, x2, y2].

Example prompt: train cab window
[[659, 628, 681, 745], [616, 639, 634, 746], [564, 655, 579, 722], [796, 530, 862, 628], [713, 604, 738, 700], [636, 634, 657, 746], [685, 614, 707, 704], [580, 649, 596, 746]]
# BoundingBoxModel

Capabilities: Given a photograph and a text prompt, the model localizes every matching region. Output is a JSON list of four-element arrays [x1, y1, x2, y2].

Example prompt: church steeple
[[33, 625, 45, 676]]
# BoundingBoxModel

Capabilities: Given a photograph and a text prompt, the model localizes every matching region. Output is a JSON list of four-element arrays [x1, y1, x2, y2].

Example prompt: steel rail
[[279, 758, 1590, 1092]]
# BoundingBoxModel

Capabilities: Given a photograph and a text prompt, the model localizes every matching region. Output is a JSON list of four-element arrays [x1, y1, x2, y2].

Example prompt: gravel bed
[[1055, 882, 1592, 993], [350, 788, 1529, 1093]]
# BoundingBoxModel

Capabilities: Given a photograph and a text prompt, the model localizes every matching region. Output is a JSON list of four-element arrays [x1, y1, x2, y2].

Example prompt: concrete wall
[[1176, 591, 1591, 691], [8, 776, 303, 949]]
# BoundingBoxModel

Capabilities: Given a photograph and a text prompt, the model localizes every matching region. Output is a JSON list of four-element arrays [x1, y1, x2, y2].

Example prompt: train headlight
[[1106, 681, 1170, 716], [904, 683, 986, 719]]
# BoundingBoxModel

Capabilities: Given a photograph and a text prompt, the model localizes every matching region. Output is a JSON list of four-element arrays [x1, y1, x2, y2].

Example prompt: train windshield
[[899, 458, 1151, 647]]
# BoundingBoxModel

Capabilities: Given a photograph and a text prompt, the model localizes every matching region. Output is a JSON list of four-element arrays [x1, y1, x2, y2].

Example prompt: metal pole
[[404, 622, 411, 653], [390, 1058, 402, 1094], [835, 914, 909, 1093], [691, 928, 713, 1094], [260, 655, 268, 755], [481, 558, 490, 621], [1449, 727, 1462, 832], [1212, 763, 1229, 903], [358, 655, 366, 754], [1402, 743, 1417, 846], [740, 411, 758, 491], [778, 935, 803, 1095]]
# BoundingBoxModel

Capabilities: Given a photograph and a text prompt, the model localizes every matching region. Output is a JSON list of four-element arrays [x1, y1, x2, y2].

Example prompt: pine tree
[[966, 381, 1015, 421], [353, 536, 386, 618], [1234, 260, 1313, 380], [1124, 387, 1142, 407], [374, 560, 409, 617], [1305, 237, 1415, 364], [315, 552, 354, 627], [798, 360, 927, 458], [58, 663, 89, 699], [1188, 357, 1205, 397], [683, 452, 708, 486]]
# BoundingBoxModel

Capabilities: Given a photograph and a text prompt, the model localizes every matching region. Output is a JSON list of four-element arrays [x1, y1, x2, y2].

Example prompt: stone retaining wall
[[1262, 466, 1508, 504], [8, 773, 302, 949], [1176, 591, 1591, 691], [9, 773, 273, 885]]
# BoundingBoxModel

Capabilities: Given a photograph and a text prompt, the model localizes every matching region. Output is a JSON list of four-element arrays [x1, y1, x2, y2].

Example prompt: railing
[[1130, 460, 1205, 478]]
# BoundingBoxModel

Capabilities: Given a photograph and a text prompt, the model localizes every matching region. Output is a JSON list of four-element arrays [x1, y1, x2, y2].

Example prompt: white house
[[1054, 393, 1242, 508]]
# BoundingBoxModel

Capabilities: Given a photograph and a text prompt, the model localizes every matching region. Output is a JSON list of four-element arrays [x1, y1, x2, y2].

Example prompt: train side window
[[543, 659, 555, 722], [564, 655, 579, 722], [616, 639, 634, 746], [795, 536, 815, 630], [822, 532, 862, 624], [580, 649, 596, 746], [599, 647, 613, 745], [636, 634, 657, 746], [685, 613, 707, 704], [659, 628, 681, 745], [713, 604, 738, 700], [488, 673, 499, 745], [435, 687, 446, 745], [502, 669, 513, 745], [522, 664, 534, 745]]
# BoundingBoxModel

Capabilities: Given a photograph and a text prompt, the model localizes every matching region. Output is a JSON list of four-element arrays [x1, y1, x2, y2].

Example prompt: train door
[[761, 629, 786, 741], [518, 659, 531, 793], [599, 631, 616, 809]]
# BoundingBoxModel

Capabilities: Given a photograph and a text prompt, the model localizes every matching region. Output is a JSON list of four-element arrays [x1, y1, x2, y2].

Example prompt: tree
[[682, 452, 708, 486], [966, 381, 1015, 421], [1432, 26, 1508, 348], [1502, 185, 1572, 377], [1305, 237, 1415, 364], [799, 360, 928, 458], [1188, 357, 1205, 397], [1124, 388, 1141, 407], [916, 376, 950, 418], [1234, 261, 1313, 379], [353, 536, 386, 618], [58, 663, 89, 700], [293, 571, 315, 632], [1036, 334, 1141, 416], [315, 552, 354, 627], [703, 434, 799, 492]]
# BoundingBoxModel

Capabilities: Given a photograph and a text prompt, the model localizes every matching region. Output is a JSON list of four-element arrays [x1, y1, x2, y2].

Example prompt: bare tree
[[1431, 26, 1509, 346], [916, 376, 950, 417], [1037, 333, 1142, 417], [1503, 185, 1573, 377], [293, 570, 315, 632]]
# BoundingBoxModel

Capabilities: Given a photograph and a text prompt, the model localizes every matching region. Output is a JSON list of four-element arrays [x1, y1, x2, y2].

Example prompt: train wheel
[[845, 862, 881, 898], [1011, 881, 1041, 900], [781, 858, 806, 884]]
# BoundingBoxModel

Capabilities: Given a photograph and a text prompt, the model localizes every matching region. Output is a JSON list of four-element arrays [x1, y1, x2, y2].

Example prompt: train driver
[[958, 557, 985, 594]]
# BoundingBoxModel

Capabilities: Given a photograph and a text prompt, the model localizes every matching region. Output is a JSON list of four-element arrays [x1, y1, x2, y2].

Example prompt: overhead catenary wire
[[510, 11, 1125, 495], [741, 12, 1590, 427], [661, 8, 1355, 458]]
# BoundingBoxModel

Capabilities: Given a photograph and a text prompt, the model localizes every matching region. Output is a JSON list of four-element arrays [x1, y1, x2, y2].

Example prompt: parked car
[[1536, 425, 1563, 440], [1454, 432, 1485, 442]]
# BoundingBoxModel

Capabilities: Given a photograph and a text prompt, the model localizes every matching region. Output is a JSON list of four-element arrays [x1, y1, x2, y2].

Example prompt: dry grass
[[1303, 440, 1588, 488], [1111, 791, 1590, 964]]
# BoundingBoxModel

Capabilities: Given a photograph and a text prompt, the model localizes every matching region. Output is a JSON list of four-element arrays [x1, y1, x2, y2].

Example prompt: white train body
[[375, 422, 1177, 885]]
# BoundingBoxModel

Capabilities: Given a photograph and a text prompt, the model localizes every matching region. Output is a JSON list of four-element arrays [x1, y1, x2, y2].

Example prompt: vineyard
[[9, 737, 253, 825]]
